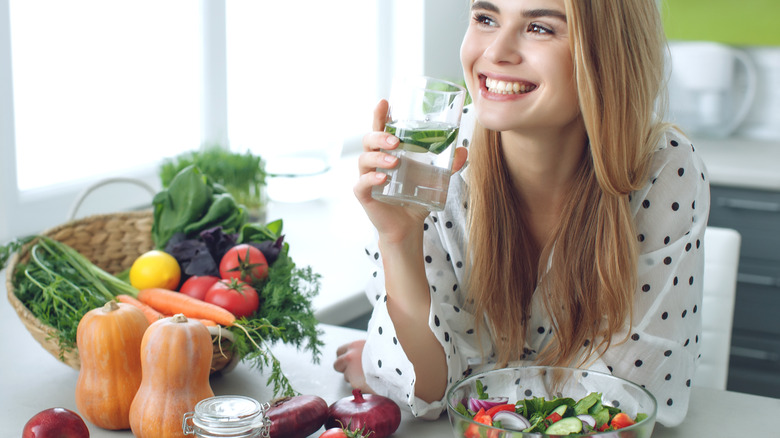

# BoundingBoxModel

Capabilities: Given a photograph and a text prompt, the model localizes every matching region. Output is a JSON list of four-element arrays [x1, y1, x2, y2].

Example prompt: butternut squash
[[129, 313, 214, 438], [75, 300, 149, 430]]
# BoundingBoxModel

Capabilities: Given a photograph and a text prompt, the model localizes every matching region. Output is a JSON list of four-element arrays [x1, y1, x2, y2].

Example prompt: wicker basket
[[5, 210, 237, 373]]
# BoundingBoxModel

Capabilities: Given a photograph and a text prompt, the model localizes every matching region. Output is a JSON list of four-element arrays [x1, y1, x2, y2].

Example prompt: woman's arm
[[380, 228, 448, 403]]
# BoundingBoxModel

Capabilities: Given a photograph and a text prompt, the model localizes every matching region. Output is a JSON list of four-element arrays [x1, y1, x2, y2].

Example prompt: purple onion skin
[[267, 395, 328, 438], [467, 397, 510, 412], [325, 389, 401, 438]]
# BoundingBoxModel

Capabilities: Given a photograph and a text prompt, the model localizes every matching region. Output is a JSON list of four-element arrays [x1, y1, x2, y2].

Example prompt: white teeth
[[485, 77, 536, 95]]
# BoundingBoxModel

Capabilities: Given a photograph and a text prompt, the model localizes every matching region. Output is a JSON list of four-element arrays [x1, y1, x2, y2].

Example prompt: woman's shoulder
[[651, 126, 703, 161], [644, 126, 709, 183]]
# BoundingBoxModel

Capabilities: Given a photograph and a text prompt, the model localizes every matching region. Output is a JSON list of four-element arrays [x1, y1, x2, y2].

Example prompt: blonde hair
[[465, 0, 671, 368]]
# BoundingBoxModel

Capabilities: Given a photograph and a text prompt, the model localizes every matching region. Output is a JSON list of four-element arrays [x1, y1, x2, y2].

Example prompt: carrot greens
[[10, 236, 139, 355]]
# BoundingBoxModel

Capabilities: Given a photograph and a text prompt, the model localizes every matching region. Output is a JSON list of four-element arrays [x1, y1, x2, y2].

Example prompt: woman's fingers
[[362, 131, 399, 153], [358, 150, 398, 174], [333, 340, 374, 393], [372, 99, 390, 132]]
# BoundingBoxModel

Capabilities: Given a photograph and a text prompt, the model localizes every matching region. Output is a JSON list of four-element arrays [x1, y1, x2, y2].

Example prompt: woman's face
[[460, 0, 581, 134]]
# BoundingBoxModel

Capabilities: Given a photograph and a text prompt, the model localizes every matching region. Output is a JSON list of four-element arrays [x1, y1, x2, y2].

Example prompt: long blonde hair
[[465, 0, 671, 368]]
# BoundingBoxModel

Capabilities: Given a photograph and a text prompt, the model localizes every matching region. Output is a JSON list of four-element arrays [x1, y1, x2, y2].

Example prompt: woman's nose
[[483, 30, 522, 64]]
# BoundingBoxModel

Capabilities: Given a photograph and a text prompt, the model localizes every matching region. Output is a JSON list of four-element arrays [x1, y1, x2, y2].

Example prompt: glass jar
[[182, 395, 271, 438]]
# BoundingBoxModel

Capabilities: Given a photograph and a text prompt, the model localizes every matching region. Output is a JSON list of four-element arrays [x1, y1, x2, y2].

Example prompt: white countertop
[[2, 286, 779, 437], [693, 135, 780, 191]]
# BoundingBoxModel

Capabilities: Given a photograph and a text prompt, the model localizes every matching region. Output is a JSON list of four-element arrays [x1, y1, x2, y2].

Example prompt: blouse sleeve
[[595, 129, 710, 427]]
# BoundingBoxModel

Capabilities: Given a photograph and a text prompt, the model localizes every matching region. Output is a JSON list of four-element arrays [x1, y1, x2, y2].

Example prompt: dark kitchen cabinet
[[708, 185, 780, 398]]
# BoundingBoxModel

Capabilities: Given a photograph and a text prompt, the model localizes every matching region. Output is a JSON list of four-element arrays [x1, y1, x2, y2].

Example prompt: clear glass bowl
[[446, 366, 657, 438]]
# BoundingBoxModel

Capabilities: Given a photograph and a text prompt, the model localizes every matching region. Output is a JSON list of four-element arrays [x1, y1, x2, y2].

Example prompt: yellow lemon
[[129, 250, 181, 290]]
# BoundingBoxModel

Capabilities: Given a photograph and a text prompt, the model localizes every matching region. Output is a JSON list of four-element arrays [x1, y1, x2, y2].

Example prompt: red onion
[[325, 389, 401, 438], [467, 396, 509, 412], [492, 410, 531, 430], [577, 414, 596, 429], [267, 395, 328, 438]]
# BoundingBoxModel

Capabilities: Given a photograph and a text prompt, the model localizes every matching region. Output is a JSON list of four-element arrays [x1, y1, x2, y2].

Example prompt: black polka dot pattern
[[358, 121, 707, 427]]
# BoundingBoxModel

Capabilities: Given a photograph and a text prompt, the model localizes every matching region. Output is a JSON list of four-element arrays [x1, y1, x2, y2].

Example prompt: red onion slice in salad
[[467, 397, 510, 412], [492, 410, 532, 431]]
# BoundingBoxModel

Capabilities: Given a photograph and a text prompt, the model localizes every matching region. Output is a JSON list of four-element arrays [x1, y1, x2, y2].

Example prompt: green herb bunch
[[159, 146, 267, 211]]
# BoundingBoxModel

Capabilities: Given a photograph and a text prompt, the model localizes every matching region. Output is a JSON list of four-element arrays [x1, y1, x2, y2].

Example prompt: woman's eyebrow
[[471, 1, 499, 13], [523, 8, 567, 22], [471, 2, 567, 23]]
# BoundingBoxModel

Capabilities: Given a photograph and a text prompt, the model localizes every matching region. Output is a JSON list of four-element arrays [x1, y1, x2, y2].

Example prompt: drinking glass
[[371, 76, 467, 211]]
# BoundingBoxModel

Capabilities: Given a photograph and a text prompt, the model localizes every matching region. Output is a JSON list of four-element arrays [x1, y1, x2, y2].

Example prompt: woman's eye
[[473, 13, 496, 27], [528, 23, 553, 35]]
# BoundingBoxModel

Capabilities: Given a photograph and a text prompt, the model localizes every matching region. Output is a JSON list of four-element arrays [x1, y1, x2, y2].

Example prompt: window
[[0, 0, 467, 243], [225, 0, 378, 166], [10, 0, 200, 192]]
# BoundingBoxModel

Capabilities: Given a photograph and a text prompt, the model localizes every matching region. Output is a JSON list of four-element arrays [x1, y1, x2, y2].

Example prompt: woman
[[336, 0, 709, 427]]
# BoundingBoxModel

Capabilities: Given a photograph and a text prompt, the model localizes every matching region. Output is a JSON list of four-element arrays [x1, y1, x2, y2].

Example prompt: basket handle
[[68, 177, 157, 221]]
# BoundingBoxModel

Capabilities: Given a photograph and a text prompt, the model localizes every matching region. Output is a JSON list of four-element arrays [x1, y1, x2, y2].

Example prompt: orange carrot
[[117, 294, 164, 324], [137, 288, 236, 327]]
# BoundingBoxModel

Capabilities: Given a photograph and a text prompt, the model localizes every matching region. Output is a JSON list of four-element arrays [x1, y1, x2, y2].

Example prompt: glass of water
[[371, 76, 467, 211]]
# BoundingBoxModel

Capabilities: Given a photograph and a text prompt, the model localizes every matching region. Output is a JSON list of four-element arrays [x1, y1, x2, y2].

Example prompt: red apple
[[22, 407, 89, 438]]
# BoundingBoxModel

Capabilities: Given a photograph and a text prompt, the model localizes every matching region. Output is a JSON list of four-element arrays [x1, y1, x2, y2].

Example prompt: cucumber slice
[[551, 404, 568, 417], [384, 122, 458, 154], [398, 142, 429, 153], [545, 417, 583, 435]]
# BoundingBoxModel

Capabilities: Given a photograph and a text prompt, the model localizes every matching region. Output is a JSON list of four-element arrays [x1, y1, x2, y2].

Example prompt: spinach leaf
[[152, 165, 213, 248], [152, 165, 248, 249]]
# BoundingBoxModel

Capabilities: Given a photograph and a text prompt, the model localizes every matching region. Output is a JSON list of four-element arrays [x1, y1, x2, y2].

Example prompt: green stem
[[23, 268, 79, 314]]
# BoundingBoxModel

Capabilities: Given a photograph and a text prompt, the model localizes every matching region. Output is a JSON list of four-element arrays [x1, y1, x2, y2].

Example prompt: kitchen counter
[[1, 286, 779, 437], [693, 135, 780, 191]]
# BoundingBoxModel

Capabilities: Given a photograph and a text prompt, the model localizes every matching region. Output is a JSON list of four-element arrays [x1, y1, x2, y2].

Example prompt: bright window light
[[9, 0, 200, 192], [225, 1, 377, 165]]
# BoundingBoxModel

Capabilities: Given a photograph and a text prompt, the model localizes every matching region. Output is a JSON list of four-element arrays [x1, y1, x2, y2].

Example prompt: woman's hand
[[333, 339, 374, 394], [354, 100, 468, 245]]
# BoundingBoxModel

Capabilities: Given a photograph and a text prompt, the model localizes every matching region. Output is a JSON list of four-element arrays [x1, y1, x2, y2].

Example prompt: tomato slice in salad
[[486, 403, 516, 418]]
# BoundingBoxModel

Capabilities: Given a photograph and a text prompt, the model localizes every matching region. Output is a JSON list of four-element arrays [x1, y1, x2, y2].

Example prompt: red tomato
[[465, 408, 493, 438], [610, 412, 636, 429], [546, 412, 562, 423], [486, 403, 516, 418], [204, 279, 260, 318], [319, 428, 371, 438], [179, 275, 220, 301], [220, 244, 268, 283], [473, 408, 492, 426]]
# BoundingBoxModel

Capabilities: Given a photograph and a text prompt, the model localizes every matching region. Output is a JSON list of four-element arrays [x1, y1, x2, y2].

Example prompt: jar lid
[[192, 395, 266, 432]]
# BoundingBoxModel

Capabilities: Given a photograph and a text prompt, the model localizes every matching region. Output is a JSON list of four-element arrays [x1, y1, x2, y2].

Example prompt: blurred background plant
[[159, 146, 267, 221]]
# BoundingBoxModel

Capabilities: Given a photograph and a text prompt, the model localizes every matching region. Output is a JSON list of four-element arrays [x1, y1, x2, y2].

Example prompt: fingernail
[[386, 135, 399, 146], [383, 154, 397, 164]]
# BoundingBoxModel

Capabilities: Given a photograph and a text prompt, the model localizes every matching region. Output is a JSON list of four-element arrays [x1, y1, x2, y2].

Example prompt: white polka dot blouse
[[361, 107, 710, 427]]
